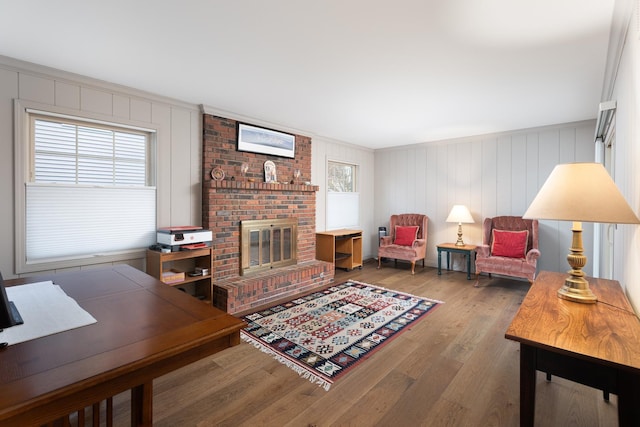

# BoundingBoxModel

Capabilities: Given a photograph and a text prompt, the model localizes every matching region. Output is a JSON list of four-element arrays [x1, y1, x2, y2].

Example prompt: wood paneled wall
[[608, 0, 640, 311], [373, 121, 596, 275], [0, 56, 201, 277]]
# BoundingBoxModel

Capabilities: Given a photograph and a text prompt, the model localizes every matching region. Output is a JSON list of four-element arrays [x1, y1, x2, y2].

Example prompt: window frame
[[326, 159, 360, 230], [14, 99, 158, 273]]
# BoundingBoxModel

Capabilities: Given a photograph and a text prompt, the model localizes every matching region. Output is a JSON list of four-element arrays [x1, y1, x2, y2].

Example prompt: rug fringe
[[240, 330, 332, 391]]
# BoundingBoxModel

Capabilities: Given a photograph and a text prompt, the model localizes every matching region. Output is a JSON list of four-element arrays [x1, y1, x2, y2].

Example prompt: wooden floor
[[109, 260, 618, 426]]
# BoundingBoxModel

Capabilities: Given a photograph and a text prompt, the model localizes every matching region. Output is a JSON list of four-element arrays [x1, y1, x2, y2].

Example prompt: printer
[[157, 226, 212, 251]]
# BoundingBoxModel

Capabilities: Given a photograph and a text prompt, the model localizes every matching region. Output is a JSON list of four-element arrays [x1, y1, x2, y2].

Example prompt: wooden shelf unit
[[146, 247, 213, 304], [316, 229, 363, 271]]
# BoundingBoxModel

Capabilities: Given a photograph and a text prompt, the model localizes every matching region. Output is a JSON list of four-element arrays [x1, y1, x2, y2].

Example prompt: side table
[[505, 271, 640, 426], [437, 243, 477, 280]]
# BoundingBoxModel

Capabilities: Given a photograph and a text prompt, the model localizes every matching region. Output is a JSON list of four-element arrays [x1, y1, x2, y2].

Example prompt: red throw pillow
[[394, 226, 419, 246], [491, 229, 528, 258]]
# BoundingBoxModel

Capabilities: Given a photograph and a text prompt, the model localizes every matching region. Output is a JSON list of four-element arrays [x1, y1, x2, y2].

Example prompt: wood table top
[[316, 229, 362, 236], [0, 264, 245, 425], [437, 243, 477, 251], [505, 270, 640, 371]]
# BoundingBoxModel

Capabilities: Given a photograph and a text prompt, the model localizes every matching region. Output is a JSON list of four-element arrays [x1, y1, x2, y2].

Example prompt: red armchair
[[475, 216, 540, 285], [378, 214, 428, 274]]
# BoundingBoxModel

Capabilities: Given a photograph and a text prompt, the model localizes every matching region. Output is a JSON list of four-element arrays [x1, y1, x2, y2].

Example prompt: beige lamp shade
[[523, 163, 640, 224], [446, 205, 475, 224]]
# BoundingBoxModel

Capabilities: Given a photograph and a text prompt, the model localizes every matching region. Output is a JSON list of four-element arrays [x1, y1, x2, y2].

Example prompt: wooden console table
[[505, 271, 640, 426], [0, 265, 245, 426]]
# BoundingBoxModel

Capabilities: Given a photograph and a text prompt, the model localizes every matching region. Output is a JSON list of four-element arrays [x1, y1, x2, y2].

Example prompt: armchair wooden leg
[[411, 261, 415, 275], [377, 257, 381, 269], [474, 273, 481, 288]]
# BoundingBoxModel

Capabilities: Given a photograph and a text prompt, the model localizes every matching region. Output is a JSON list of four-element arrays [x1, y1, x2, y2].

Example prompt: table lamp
[[523, 163, 640, 303], [446, 205, 474, 246]]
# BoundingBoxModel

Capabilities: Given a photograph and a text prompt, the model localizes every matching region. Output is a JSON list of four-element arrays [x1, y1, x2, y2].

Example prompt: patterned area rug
[[240, 280, 442, 390]]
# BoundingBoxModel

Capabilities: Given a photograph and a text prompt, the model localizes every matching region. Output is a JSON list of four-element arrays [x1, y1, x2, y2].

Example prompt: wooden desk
[[437, 243, 476, 280], [0, 264, 245, 426], [505, 271, 640, 426], [316, 229, 363, 271]]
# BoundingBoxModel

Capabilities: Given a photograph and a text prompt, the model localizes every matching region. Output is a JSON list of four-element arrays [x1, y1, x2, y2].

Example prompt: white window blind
[[33, 119, 148, 186], [25, 115, 156, 264], [26, 184, 156, 261], [327, 192, 360, 229]]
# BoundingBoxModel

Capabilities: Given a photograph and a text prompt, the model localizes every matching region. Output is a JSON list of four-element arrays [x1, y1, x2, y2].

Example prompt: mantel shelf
[[209, 180, 319, 192]]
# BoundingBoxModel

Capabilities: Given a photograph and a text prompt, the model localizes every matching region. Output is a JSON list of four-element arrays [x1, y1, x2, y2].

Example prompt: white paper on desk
[[2, 280, 97, 346]]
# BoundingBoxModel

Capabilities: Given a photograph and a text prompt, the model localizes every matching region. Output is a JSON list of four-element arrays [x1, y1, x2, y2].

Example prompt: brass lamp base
[[455, 223, 465, 246], [557, 222, 597, 304], [557, 276, 597, 303]]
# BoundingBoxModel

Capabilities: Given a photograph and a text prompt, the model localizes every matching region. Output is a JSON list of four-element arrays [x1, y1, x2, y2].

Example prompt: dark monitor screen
[[0, 272, 24, 329]]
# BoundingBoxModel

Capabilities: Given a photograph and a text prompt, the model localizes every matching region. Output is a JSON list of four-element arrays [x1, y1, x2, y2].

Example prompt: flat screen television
[[0, 272, 24, 328]]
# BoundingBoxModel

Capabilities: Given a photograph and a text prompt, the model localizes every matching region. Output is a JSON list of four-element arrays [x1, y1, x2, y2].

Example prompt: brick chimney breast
[[202, 114, 333, 314]]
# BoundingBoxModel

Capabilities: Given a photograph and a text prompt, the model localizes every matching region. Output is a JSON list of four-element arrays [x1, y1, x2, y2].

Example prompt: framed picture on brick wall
[[237, 123, 295, 158]]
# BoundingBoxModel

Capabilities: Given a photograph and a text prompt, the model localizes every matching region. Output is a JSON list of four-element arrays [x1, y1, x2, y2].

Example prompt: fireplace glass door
[[241, 219, 297, 275]]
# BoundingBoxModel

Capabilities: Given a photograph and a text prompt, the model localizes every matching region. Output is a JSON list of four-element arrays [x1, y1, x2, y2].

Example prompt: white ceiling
[[0, 0, 615, 149]]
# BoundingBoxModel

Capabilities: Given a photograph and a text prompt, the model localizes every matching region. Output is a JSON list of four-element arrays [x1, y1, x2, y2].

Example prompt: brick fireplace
[[202, 114, 334, 314]]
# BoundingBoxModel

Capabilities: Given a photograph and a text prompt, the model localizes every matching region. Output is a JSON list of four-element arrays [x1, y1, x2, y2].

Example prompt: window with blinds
[[33, 119, 148, 186], [326, 160, 360, 230], [24, 114, 156, 265]]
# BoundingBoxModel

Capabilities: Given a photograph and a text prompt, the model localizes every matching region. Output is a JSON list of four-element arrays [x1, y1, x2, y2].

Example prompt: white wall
[[0, 56, 201, 278], [374, 121, 596, 275], [609, 0, 640, 310]]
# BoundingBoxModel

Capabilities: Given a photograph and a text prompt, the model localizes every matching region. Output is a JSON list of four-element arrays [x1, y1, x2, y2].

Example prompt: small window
[[326, 160, 359, 229]]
